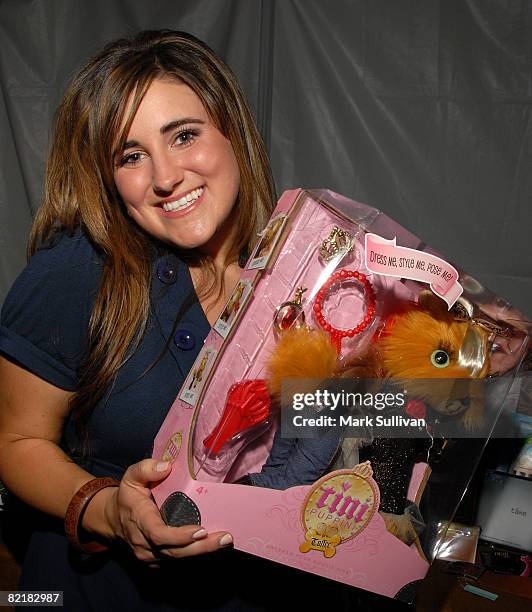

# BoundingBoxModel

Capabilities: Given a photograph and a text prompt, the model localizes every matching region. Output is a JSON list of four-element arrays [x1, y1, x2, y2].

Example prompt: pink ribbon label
[[364, 233, 463, 308]]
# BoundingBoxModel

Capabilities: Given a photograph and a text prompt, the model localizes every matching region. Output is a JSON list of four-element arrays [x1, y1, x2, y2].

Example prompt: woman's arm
[[0, 356, 232, 562]]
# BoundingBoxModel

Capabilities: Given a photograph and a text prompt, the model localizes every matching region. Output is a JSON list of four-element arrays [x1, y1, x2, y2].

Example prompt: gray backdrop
[[1, 0, 531, 316]]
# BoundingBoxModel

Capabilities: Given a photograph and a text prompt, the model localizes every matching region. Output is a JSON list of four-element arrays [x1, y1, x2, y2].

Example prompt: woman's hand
[[95, 459, 233, 563], [0, 358, 233, 564]]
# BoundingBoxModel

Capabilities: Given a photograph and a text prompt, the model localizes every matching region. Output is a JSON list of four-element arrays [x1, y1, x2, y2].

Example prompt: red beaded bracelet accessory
[[64, 477, 120, 554], [313, 269, 376, 352]]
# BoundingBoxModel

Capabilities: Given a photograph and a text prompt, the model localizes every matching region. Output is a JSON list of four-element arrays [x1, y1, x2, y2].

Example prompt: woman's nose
[[152, 153, 184, 194]]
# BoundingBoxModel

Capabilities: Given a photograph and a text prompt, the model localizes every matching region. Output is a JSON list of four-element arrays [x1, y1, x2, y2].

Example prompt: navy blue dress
[[0, 231, 365, 612]]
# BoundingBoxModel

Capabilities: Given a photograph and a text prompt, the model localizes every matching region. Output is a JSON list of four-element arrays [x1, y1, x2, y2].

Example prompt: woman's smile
[[159, 186, 205, 214]]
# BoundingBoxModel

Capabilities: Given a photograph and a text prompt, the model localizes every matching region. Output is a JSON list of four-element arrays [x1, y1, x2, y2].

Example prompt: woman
[[0, 29, 282, 609]]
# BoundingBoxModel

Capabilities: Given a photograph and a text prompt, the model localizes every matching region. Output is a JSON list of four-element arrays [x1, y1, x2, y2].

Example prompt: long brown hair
[[29, 30, 275, 444]]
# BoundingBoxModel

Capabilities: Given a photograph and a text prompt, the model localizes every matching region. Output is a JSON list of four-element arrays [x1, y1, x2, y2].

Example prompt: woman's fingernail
[[192, 528, 208, 540], [219, 534, 233, 546], [155, 461, 170, 472]]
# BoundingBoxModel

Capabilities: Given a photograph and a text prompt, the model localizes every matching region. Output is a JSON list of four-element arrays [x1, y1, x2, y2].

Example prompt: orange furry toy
[[266, 326, 337, 398], [339, 290, 491, 430]]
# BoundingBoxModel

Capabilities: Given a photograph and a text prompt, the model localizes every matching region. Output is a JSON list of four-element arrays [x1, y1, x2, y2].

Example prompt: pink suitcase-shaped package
[[152, 189, 529, 602]]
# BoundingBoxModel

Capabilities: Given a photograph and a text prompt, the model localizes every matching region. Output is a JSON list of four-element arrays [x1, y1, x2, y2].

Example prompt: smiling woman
[[0, 30, 284, 610], [114, 79, 241, 258]]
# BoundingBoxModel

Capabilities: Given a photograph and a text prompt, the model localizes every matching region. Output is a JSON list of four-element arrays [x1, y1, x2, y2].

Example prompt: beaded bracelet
[[64, 477, 120, 554], [313, 269, 376, 351]]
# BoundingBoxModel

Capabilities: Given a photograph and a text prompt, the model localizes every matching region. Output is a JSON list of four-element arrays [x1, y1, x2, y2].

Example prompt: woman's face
[[113, 78, 241, 254]]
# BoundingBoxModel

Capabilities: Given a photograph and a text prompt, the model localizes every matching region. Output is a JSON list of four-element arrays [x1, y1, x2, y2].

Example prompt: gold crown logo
[[352, 461, 373, 479]]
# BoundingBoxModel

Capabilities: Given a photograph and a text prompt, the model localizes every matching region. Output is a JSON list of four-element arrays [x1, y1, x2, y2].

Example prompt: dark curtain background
[[1, 0, 531, 317]]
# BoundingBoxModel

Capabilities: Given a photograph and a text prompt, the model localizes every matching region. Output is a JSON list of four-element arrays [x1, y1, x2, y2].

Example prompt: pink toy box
[[152, 189, 530, 602]]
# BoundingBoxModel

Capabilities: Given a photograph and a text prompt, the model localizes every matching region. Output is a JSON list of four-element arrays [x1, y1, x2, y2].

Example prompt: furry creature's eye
[[431, 349, 450, 368]]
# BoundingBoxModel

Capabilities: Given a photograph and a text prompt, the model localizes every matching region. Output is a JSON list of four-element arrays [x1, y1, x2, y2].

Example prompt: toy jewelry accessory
[[65, 477, 120, 553], [203, 379, 271, 456], [313, 270, 376, 351], [273, 286, 307, 333], [450, 296, 511, 338], [319, 226, 355, 263]]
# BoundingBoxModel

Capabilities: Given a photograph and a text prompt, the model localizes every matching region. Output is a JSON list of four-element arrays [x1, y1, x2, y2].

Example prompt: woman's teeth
[[162, 187, 204, 212]]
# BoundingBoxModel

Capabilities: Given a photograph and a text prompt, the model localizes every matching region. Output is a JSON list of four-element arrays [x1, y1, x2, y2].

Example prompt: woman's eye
[[431, 349, 450, 368], [118, 152, 144, 167], [174, 128, 199, 147]]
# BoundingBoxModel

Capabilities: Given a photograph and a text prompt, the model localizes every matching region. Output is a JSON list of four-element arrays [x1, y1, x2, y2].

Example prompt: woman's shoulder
[[30, 228, 104, 271], [3, 229, 104, 315], [0, 229, 104, 390]]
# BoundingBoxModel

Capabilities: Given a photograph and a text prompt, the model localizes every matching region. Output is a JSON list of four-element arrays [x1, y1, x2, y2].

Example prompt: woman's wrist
[[82, 482, 120, 540], [71, 479, 119, 540]]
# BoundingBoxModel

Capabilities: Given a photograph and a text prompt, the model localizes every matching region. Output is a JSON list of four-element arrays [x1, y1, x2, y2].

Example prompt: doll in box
[[336, 290, 495, 541]]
